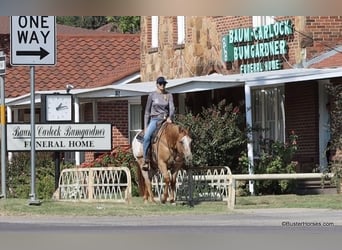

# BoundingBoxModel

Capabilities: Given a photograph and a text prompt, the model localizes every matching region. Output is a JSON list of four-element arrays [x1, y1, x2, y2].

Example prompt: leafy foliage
[[6, 152, 55, 199], [56, 16, 108, 29], [176, 99, 247, 172], [79, 146, 140, 196], [106, 16, 141, 33], [326, 83, 342, 151], [326, 83, 342, 191], [56, 16, 140, 33], [253, 131, 298, 194]]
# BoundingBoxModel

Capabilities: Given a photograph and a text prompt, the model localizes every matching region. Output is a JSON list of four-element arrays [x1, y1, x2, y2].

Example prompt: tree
[[56, 16, 140, 33], [56, 16, 108, 29], [106, 16, 140, 33]]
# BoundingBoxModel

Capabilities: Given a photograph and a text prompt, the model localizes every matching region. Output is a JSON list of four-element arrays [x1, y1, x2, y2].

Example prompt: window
[[177, 16, 185, 45], [151, 16, 159, 48], [252, 16, 275, 27], [252, 86, 285, 155], [129, 103, 142, 144]]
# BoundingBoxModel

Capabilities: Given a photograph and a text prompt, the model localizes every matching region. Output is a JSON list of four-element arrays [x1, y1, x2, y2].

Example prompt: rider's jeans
[[143, 118, 163, 160]]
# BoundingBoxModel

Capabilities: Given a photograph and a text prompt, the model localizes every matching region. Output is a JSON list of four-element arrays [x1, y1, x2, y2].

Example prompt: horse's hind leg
[[140, 166, 156, 204]]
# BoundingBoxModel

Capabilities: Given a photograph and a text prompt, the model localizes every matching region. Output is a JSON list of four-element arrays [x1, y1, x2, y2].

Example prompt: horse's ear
[[178, 126, 188, 135]]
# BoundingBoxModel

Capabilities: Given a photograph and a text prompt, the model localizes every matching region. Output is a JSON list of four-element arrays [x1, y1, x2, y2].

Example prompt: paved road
[[1, 208, 342, 228], [1, 208, 341, 250]]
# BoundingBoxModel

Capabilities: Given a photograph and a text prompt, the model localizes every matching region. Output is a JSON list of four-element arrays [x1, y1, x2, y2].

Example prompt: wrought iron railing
[[151, 166, 232, 204]]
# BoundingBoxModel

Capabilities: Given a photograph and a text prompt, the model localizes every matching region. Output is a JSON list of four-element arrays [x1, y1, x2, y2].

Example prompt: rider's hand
[[166, 117, 172, 123]]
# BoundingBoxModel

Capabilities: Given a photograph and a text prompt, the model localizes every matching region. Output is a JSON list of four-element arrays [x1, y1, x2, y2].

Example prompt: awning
[[6, 67, 342, 107]]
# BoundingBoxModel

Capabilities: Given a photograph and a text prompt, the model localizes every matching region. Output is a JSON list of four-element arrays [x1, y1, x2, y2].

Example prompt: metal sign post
[[29, 66, 40, 205], [10, 16, 56, 205], [0, 52, 6, 198]]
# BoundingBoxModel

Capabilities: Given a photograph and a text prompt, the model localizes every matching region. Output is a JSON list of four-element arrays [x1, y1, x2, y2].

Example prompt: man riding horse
[[142, 76, 175, 171]]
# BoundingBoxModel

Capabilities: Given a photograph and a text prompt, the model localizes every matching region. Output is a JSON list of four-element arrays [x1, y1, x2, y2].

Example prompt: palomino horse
[[132, 122, 192, 203]]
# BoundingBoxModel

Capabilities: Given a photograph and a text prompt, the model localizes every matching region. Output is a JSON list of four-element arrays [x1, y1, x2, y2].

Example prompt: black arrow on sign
[[16, 47, 49, 60]]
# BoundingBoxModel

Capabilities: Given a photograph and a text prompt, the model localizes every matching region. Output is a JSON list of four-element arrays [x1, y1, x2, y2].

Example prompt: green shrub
[[6, 152, 55, 199], [253, 132, 298, 194], [37, 175, 55, 200], [79, 146, 140, 197], [175, 99, 247, 172]]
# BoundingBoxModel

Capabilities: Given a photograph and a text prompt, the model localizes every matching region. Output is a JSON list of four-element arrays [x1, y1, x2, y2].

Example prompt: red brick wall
[[97, 100, 129, 147], [305, 16, 342, 59], [84, 100, 130, 162]]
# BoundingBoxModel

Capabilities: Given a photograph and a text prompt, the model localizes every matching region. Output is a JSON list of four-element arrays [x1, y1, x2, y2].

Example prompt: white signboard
[[10, 16, 56, 65], [7, 123, 112, 151]]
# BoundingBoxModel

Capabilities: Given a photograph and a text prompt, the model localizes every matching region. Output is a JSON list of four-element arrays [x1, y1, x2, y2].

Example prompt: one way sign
[[10, 16, 56, 66]]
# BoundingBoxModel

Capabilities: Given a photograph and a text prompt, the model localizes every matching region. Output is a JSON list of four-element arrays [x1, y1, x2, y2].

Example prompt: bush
[[176, 99, 247, 172], [79, 146, 140, 197], [326, 83, 342, 191], [253, 131, 298, 194], [6, 152, 55, 199]]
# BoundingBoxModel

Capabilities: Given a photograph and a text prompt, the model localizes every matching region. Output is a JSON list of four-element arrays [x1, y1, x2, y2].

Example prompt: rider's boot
[[142, 158, 150, 171]]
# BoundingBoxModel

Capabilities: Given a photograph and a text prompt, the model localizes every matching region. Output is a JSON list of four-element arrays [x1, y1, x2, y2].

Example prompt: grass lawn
[[0, 194, 341, 217]]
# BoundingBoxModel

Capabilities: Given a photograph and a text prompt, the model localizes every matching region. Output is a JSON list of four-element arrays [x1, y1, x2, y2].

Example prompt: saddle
[[136, 120, 166, 142], [136, 120, 166, 161]]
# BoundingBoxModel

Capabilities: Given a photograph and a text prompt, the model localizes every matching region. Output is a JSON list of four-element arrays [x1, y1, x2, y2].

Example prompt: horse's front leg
[[169, 171, 178, 204], [160, 164, 170, 204]]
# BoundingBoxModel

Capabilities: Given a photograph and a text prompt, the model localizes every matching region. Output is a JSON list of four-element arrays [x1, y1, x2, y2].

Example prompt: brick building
[[1, 16, 342, 177], [0, 16, 141, 164], [138, 16, 342, 175]]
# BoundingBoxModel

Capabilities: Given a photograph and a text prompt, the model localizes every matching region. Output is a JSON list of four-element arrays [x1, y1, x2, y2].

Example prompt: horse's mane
[[163, 123, 188, 146]]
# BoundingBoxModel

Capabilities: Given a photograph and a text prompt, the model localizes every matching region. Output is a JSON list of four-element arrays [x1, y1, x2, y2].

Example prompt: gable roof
[[0, 16, 140, 98]]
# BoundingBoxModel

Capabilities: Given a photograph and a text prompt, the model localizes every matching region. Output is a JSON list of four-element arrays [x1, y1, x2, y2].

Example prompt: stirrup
[[142, 160, 150, 171]]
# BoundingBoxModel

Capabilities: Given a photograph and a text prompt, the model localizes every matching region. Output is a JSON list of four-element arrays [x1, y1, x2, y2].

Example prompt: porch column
[[6, 106, 13, 162], [244, 84, 255, 195], [74, 96, 81, 165]]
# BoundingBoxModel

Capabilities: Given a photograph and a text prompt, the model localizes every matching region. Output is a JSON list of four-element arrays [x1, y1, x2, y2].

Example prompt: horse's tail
[[137, 163, 146, 196]]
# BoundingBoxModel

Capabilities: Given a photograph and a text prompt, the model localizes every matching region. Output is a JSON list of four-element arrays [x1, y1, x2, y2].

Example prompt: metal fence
[[56, 166, 231, 205], [55, 166, 132, 203], [151, 166, 232, 205], [55, 166, 333, 210]]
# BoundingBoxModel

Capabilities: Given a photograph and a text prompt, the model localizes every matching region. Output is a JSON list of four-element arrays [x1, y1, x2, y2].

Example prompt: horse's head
[[177, 126, 193, 166]]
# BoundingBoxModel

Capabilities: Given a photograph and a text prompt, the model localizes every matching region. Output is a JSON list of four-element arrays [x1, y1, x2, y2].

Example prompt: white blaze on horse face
[[181, 135, 192, 164]]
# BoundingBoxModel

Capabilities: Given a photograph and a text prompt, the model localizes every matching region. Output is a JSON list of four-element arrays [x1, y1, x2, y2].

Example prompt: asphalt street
[[1, 208, 341, 250]]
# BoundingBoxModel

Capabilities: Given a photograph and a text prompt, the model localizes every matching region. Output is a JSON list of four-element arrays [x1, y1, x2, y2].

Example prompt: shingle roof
[[0, 16, 140, 98]]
